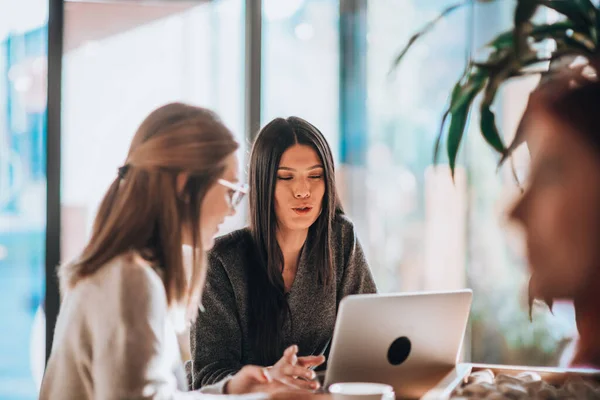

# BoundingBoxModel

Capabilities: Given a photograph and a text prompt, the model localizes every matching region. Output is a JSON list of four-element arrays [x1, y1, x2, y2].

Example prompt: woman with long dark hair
[[190, 117, 376, 390]]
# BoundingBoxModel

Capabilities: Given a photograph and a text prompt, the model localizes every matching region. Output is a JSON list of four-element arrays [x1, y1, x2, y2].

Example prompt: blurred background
[[0, 0, 578, 398]]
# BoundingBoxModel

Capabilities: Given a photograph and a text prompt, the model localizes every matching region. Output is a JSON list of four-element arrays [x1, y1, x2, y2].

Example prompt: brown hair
[[533, 82, 600, 154], [523, 66, 600, 318], [59, 103, 238, 319]]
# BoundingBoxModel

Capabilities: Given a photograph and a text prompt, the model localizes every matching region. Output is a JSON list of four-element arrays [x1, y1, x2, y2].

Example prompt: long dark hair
[[247, 116, 342, 364]]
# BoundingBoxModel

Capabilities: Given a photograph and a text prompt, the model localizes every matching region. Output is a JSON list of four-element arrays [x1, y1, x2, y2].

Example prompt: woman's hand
[[225, 345, 325, 394], [268, 345, 325, 390], [226, 365, 273, 394]]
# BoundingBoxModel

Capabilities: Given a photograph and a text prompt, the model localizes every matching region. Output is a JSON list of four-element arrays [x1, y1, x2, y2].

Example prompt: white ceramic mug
[[329, 382, 395, 400]]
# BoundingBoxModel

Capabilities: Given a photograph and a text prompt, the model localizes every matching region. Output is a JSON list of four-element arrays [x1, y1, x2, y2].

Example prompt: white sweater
[[39, 253, 262, 400]]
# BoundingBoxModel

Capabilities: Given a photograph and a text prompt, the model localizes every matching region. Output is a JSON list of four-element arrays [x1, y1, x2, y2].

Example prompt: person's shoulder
[[332, 212, 357, 240], [210, 227, 253, 257], [114, 253, 167, 300], [208, 227, 254, 277], [77, 252, 163, 294], [73, 253, 168, 321]]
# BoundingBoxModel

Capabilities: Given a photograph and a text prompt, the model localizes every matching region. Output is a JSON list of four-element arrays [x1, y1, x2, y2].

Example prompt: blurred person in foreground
[[509, 73, 600, 369], [40, 103, 310, 399]]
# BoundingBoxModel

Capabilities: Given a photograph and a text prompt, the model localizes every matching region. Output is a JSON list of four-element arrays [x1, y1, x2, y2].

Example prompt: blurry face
[[199, 153, 239, 250], [275, 144, 326, 232], [509, 111, 600, 301]]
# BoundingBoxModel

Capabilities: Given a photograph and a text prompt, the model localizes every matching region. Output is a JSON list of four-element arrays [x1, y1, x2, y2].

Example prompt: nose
[[293, 180, 311, 199]]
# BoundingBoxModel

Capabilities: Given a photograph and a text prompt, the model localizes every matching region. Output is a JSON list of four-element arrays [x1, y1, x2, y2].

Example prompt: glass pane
[[466, 4, 577, 366], [60, 0, 245, 362], [261, 0, 340, 164], [0, 0, 48, 397], [61, 0, 245, 263], [365, 0, 577, 365], [365, 0, 469, 293]]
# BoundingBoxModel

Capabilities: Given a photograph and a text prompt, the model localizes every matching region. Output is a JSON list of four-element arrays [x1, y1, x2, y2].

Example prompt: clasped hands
[[226, 345, 325, 396]]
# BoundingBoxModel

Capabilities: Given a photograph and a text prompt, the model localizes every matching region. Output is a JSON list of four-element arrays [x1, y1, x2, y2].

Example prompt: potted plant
[[391, 0, 600, 177]]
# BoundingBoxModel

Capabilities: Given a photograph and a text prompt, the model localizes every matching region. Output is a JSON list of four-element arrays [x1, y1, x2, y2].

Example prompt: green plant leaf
[[390, 0, 600, 174], [557, 36, 593, 54], [390, 1, 467, 72], [542, 0, 598, 44], [540, 0, 596, 28], [514, 0, 538, 57], [480, 105, 505, 154], [597, 5, 600, 43], [499, 62, 591, 166], [446, 103, 473, 178], [566, 30, 597, 51], [486, 30, 514, 51], [476, 53, 521, 156], [434, 90, 460, 165], [446, 70, 488, 176], [530, 20, 577, 39], [477, 22, 591, 75], [434, 109, 451, 166], [515, 0, 539, 26], [512, 0, 596, 57], [572, 0, 598, 42], [450, 15, 594, 169], [481, 21, 578, 58], [433, 63, 475, 165], [571, 0, 598, 21]]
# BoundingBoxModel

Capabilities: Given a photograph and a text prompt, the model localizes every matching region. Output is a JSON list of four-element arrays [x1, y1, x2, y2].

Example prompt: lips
[[292, 206, 313, 215]]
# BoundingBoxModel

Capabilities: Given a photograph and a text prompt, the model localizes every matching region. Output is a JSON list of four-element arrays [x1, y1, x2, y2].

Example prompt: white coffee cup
[[329, 382, 395, 400]]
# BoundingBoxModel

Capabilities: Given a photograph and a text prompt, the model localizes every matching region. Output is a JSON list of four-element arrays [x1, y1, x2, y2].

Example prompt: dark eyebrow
[[278, 165, 324, 171]]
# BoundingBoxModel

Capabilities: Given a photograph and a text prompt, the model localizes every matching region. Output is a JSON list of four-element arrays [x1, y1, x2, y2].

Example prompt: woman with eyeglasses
[[190, 117, 377, 391], [40, 103, 288, 399]]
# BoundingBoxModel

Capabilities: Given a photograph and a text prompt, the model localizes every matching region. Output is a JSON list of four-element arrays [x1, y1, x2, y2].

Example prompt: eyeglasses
[[217, 179, 249, 210]]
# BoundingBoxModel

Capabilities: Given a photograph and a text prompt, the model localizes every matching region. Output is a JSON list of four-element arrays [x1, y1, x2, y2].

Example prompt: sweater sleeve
[[190, 253, 245, 389], [89, 262, 255, 400], [337, 221, 377, 304]]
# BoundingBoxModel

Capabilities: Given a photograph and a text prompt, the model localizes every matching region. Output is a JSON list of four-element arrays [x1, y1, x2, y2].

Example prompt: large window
[[363, 0, 576, 365], [364, 0, 470, 293], [59, 0, 245, 363], [60, 0, 246, 265], [0, 0, 48, 398], [261, 0, 340, 163]]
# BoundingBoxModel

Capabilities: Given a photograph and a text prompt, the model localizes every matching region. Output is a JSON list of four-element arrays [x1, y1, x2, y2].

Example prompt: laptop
[[323, 290, 472, 399]]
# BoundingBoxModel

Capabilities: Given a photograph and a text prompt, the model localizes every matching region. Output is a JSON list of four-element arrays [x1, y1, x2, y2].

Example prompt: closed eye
[[309, 175, 323, 179], [277, 176, 293, 181]]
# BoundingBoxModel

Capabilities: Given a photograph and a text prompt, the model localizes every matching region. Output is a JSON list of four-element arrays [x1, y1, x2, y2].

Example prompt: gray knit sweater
[[190, 214, 376, 389]]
